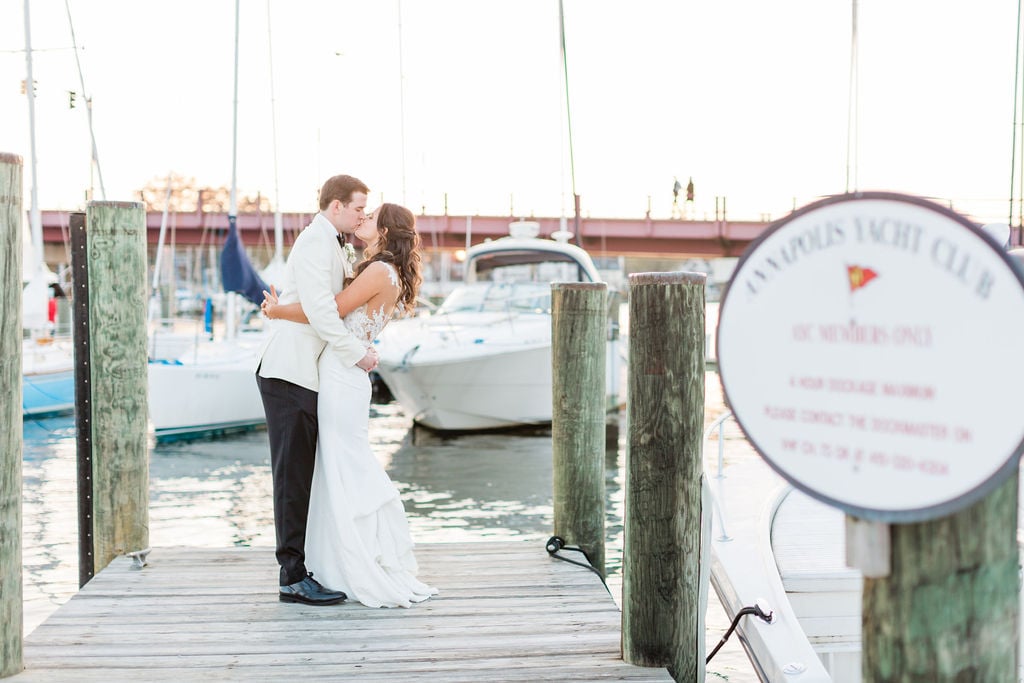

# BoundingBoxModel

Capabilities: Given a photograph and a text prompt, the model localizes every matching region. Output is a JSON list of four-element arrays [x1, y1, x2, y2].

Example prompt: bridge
[[40, 208, 771, 259]]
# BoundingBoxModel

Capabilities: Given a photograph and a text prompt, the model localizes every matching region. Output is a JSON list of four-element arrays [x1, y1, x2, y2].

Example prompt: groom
[[256, 174, 378, 605]]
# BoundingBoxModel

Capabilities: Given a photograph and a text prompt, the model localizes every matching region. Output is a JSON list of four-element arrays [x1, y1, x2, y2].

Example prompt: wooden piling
[[622, 272, 706, 682], [862, 474, 1019, 681], [82, 201, 150, 573], [551, 282, 608, 577], [0, 153, 24, 678]]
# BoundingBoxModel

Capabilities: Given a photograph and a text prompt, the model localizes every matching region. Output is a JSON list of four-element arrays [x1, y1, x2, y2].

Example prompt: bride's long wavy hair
[[353, 203, 422, 315]]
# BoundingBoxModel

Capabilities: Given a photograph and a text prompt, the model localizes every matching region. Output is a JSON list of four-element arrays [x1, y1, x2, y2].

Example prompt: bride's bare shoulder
[[361, 260, 399, 286]]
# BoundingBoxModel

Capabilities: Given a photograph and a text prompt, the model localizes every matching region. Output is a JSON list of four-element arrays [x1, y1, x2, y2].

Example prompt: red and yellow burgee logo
[[847, 265, 879, 292]]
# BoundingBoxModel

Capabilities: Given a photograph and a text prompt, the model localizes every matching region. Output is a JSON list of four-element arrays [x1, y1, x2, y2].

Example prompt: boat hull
[[376, 321, 624, 432], [23, 369, 75, 418], [22, 338, 75, 418], [377, 344, 553, 431], [147, 338, 266, 441], [706, 411, 836, 682]]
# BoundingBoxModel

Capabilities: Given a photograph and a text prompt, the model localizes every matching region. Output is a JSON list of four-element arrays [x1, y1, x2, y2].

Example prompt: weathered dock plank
[[17, 542, 673, 681]]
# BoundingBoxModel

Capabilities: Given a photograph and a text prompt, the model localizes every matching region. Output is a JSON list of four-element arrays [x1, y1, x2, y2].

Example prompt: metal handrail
[[703, 409, 734, 480], [704, 409, 734, 542]]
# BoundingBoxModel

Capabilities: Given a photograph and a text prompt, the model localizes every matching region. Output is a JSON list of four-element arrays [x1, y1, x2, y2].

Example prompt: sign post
[[717, 192, 1022, 680]]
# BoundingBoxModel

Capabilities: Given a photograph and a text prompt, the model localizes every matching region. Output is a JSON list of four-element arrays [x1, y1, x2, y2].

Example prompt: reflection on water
[[396, 429, 557, 541], [149, 434, 276, 549], [22, 417, 79, 637], [20, 398, 752, 681]]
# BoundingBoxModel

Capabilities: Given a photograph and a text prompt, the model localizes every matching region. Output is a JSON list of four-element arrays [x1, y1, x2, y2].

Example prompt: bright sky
[[0, 1, 1019, 224]]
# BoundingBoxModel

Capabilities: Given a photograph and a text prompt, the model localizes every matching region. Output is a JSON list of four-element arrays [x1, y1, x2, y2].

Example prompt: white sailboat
[[20, 0, 76, 418], [146, 0, 270, 441]]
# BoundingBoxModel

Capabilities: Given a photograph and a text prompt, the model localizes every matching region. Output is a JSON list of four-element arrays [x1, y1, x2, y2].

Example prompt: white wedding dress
[[304, 263, 437, 608]]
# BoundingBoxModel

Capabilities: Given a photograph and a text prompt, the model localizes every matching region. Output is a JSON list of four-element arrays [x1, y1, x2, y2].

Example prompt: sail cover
[[220, 215, 269, 305]]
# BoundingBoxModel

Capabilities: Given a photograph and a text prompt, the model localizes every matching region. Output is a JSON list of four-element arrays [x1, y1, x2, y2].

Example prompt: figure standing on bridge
[[685, 177, 695, 219], [672, 177, 683, 219]]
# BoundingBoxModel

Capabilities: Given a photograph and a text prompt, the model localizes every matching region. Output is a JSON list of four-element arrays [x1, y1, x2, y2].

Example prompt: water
[[20, 397, 755, 681]]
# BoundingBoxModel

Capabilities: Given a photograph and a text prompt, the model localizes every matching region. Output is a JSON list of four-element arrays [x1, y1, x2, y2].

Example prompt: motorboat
[[704, 406, 852, 682], [373, 220, 624, 431]]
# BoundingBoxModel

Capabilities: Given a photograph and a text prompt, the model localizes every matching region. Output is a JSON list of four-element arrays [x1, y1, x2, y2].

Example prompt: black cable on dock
[[545, 536, 605, 584]]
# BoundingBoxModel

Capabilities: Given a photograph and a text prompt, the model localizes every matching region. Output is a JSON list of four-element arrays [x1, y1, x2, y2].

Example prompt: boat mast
[[226, 0, 241, 340], [845, 0, 859, 193], [230, 0, 240, 225], [266, 0, 283, 267], [1011, 0, 1023, 243], [219, 2, 270, 309], [397, 0, 407, 204], [23, 0, 42, 273]]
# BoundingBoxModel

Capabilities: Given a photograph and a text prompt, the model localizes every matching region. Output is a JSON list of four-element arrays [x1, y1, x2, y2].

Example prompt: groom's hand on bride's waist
[[356, 347, 379, 372]]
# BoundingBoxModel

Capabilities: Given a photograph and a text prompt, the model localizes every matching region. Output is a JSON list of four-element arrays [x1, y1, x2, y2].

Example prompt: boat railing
[[148, 317, 212, 364], [397, 344, 421, 370], [704, 409, 735, 542], [22, 334, 75, 374]]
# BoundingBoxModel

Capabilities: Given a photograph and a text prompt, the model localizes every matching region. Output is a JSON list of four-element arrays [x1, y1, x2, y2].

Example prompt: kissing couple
[[256, 174, 437, 608]]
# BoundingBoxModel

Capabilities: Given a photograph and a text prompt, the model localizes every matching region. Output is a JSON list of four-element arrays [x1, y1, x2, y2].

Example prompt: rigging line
[[60, 212, 71, 268], [844, 0, 859, 193], [151, 173, 172, 299], [559, 0, 583, 247], [558, 0, 577, 197], [64, 0, 106, 200], [0, 46, 73, 54]]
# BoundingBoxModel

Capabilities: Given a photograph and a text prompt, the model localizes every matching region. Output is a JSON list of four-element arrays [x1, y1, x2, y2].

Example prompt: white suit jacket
[[256, 213, 366, 391]]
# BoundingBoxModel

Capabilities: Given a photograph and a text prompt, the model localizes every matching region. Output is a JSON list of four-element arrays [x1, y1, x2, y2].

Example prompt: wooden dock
[[16, 542, 673, 681]]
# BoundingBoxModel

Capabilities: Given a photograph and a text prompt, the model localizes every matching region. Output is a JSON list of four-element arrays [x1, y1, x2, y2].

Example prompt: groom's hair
[[319, 175, 370, 210]]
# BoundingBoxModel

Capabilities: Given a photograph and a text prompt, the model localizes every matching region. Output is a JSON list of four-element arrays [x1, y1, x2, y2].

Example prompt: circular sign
[[717, 192, 1024, 522]]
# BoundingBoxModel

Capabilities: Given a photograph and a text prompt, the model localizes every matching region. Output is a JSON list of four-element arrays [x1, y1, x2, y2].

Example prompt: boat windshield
[[469, 250, 592, 284], [437, 282, 552, 314]]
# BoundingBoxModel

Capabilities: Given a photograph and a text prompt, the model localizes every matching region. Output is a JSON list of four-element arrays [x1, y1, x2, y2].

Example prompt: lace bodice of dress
[[343, 262, 399, 344]]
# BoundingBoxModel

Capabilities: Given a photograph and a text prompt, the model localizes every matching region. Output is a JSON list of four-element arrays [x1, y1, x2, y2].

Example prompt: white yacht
[[374, 221, 623, 431]]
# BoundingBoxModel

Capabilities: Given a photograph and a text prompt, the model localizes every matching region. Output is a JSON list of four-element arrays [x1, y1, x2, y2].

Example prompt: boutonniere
[[343, 243, 357, 264]]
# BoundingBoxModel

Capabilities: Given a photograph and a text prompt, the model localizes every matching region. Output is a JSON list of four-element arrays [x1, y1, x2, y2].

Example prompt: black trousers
[[256, 373, 318, 586]]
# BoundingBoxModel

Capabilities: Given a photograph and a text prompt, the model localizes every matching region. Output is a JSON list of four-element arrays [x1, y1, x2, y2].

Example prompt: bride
[[262, 203, 437, 608]]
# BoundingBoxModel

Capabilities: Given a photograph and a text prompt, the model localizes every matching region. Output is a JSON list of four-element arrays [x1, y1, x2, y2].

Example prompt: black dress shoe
[[279, 573, 347, 605]]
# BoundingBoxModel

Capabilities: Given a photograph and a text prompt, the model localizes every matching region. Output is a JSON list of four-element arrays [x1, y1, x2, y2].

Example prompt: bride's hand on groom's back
[[355, 347, 379, 373]]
